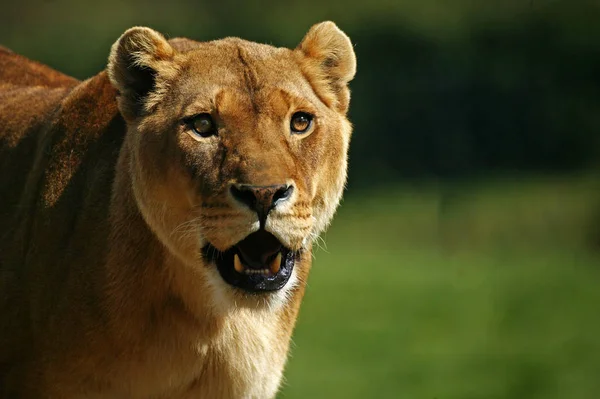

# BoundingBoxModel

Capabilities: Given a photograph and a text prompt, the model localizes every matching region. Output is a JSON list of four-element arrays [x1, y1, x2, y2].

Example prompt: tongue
[[236, 230, 282, 269]]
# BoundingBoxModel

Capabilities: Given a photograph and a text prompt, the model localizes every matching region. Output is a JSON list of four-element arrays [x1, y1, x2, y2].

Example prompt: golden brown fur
[[0, 22, 355, 398]]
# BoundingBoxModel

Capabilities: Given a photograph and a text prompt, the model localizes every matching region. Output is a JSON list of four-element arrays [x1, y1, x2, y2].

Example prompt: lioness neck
[[104, 145, 214, 338], [89, 144, 299, 398]]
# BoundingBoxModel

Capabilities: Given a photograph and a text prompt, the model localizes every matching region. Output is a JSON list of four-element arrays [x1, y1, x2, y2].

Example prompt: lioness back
[[0, 23, 355, 398], [0, 47, 79, 231]]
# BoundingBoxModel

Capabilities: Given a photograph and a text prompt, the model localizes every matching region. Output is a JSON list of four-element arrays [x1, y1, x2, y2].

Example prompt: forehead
[[170, 38, 322, 113]]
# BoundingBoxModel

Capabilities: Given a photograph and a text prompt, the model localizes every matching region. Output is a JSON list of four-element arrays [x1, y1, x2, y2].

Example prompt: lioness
[[0, 21, 355, 398]]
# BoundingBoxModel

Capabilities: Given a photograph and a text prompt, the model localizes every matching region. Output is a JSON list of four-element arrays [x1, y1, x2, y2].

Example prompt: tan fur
[[0, 22, 355, 398]]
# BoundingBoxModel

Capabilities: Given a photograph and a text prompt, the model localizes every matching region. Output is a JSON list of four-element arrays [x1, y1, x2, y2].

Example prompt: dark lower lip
[[202, 244, 298, 293]]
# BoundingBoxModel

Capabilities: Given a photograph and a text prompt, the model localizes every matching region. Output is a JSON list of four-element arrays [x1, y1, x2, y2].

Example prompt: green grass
[[279, 176, 600, 399]]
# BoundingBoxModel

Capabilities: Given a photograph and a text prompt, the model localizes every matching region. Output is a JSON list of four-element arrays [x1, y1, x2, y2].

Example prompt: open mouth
[[202, 230, 298, 293]]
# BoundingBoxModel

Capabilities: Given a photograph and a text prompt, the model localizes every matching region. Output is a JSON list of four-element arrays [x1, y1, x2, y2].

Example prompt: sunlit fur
[[0, 22, 355, 397]]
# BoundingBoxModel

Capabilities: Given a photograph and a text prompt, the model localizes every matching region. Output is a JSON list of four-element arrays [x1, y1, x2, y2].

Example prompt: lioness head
[[107, 22, 355, 309]]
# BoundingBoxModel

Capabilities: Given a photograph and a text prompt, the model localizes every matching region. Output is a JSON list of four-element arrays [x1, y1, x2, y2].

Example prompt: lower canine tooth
[[270, 252, 282, 274], [234, 254, 244, 273]]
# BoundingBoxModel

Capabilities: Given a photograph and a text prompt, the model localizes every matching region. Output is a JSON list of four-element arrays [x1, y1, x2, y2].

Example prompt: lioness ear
[[108, 27, 179, 119], [295, 21, 356, 113]]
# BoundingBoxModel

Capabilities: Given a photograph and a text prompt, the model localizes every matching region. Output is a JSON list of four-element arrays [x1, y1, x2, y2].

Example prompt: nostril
[[273, 185, 294, 205], [230, 183, 293, 222], [230, 185, 256, 209]]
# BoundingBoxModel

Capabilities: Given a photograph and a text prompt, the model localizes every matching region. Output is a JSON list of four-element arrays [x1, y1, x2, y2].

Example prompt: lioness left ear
[[107, 27, 179, 120], [295, 21, 356, 113]]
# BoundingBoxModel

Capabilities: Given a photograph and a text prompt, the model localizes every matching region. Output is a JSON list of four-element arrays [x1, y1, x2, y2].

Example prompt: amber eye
[[187, 113, 216, 139], [290, 112, 313, 134]]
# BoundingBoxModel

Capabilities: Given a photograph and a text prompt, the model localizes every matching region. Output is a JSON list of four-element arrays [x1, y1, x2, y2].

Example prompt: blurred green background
[[2, 0, 600, 397]]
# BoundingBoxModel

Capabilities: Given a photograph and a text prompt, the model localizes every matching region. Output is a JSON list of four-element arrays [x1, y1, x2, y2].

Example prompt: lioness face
[[108, 23, 355, 308]]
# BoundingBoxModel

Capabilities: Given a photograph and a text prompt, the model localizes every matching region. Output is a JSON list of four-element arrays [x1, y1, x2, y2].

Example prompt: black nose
[[230, 183, 294, 226]]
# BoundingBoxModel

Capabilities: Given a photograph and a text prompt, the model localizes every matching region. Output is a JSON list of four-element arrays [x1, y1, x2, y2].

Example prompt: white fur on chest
[[118, 309, 287, 399], [188, 309, 287, 399]]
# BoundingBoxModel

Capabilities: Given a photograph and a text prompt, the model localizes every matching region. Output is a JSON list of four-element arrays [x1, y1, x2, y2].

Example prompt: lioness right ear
[[295, 21, 356, 113], [108, 27, 179, 120]]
